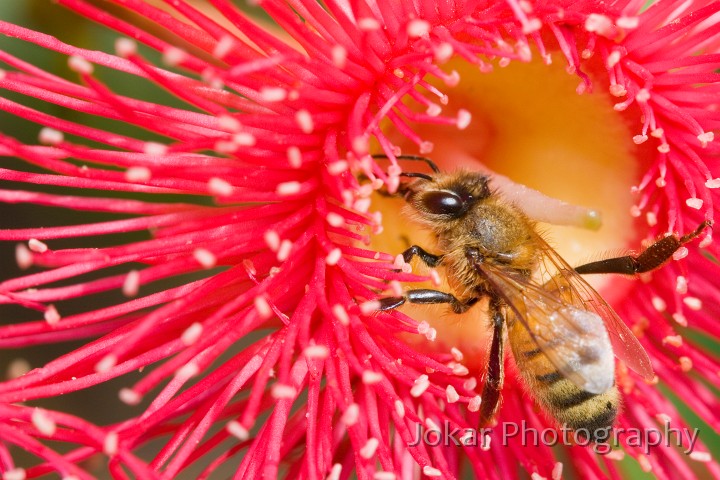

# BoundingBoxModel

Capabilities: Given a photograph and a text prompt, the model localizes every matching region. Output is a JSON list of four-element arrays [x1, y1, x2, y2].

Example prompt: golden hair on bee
[[377, 158, 709, 441]]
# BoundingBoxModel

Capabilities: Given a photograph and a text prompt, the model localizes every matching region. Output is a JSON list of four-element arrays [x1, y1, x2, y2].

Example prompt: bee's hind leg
[[575, 220, 712, 275], [377, 289, 477, 314], [479, 301, 505, 425]]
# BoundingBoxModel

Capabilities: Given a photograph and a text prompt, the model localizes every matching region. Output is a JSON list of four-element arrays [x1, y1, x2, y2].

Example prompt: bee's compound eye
[[422, 190, 465, 215]]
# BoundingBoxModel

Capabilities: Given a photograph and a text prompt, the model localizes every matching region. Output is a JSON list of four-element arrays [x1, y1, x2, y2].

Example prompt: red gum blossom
[[0, 0, 719, 479]]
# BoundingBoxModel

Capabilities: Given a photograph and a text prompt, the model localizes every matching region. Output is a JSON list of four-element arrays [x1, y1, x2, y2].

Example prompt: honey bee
[[377, 156, 712, 440]]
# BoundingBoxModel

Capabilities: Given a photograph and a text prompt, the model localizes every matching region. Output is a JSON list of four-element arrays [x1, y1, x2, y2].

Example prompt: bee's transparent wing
[[530, 233, 654, 381], [473, 233, 654, 392], [478, 265, 616, 394]]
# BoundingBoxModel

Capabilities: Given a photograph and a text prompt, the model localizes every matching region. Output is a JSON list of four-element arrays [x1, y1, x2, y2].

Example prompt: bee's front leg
[[401, 245, 443, 267], [378, 289, 477, 314]]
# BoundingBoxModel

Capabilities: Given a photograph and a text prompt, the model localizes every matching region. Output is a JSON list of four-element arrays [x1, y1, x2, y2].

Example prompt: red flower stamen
[[1, 1, 719, 478]]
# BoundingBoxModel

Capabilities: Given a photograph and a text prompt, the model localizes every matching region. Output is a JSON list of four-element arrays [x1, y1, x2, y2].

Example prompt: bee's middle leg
[[378, 289, 478, 314]]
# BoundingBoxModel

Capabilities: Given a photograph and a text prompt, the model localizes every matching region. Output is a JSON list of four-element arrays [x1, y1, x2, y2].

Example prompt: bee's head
[[371, 155, 492, 226], [401, 170, 492, 223]]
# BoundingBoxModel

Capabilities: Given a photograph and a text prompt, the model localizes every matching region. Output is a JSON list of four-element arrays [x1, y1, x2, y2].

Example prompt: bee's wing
[[530, 233, 654, 382], [473, 233, 654, 392], [477, 262, 617, 394]]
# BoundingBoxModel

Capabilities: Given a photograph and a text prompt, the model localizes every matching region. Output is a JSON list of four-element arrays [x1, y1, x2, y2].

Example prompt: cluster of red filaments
[[0, 0, 719, 479]]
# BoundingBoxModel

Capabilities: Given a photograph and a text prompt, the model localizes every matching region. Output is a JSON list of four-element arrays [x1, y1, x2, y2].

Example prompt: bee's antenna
[[400, 172, 433, 181], [371, 154, 440, 173]]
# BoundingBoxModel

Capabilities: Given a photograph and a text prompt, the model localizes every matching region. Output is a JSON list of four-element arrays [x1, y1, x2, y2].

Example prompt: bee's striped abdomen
[[509, 320, 619, 441]]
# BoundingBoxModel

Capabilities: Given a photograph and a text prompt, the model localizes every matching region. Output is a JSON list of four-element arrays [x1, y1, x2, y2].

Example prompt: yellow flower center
[[372, 55, 639, 369]]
